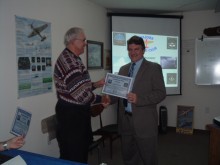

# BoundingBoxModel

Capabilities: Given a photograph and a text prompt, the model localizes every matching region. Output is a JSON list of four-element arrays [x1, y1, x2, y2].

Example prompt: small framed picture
[[86, 40, 103, 69]]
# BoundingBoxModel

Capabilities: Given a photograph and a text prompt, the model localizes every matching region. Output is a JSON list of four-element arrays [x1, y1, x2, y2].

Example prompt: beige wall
[[0, 0, 112, 157]]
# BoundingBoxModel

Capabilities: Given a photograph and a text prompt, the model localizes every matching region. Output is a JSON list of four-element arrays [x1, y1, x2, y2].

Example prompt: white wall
[[0, 0, 113, 158], [1, 0, 220, 158], [159, 10, 220, 130]]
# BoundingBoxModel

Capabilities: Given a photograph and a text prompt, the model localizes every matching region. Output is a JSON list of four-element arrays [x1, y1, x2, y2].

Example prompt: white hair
[[64, 27, 84, 46]]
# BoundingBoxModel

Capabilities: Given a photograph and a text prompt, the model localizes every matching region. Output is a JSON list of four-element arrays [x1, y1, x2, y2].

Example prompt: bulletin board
[[195, 37, 220, 85]]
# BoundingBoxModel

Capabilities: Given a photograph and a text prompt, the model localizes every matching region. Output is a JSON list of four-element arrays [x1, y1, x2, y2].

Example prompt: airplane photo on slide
[[28, 23, 48, 42]]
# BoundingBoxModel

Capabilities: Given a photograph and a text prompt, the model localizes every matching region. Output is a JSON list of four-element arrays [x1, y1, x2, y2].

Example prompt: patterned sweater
[[54, 48, 101, 105]]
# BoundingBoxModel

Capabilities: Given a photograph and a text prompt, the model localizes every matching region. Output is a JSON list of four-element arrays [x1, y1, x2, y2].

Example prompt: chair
[[91, 104, 120, 159], [88, 138, 101, 164], [41, 114, 101, 164], [41, 114, 57, 143]]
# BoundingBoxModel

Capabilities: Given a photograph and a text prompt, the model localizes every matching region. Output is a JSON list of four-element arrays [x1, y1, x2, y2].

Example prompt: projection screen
[[109, 13, 183, 95]]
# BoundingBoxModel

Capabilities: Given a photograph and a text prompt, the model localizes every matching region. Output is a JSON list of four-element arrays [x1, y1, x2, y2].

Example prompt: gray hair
[[64, 27, 84, 46]]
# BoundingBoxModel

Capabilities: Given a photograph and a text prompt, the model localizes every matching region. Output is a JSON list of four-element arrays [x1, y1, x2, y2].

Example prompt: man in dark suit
[[113, 35, 166, 165]]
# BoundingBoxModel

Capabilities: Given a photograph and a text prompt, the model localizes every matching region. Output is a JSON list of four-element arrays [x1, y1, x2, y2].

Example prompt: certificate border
[[102, 73, 133, 98]]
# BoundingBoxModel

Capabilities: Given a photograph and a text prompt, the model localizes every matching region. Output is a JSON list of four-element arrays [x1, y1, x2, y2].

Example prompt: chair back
[[90, 104, 105, 129], [90, 104, 104, 117], [41, 114, 57, 142]]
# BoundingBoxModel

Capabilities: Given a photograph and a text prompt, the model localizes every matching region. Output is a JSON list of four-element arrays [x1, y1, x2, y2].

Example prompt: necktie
[[128, 63, 136, 77], [123, 63, 135, 107]]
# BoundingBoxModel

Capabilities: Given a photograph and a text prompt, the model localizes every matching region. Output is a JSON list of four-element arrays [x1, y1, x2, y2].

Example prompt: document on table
[[2, 155, 27, 165], [10, 107, 32, 136], [102, 73, 133, 99]]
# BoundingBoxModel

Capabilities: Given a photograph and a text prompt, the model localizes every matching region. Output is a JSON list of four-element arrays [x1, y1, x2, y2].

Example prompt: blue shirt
[[125, 58, 144, 112]]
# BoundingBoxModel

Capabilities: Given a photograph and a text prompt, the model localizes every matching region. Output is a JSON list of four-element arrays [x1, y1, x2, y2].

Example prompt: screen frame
[[108, 13, 183, 96]]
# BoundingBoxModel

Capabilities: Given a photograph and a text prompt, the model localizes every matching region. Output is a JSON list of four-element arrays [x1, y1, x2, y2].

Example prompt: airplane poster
[[176, 105, 194, 135], [15, 15, 52, 98]]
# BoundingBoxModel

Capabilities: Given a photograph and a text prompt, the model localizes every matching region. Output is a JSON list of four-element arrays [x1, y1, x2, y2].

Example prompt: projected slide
[[112, 32, 179, 88]]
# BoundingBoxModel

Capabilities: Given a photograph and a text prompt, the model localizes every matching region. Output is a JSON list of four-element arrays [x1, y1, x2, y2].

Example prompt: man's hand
[[101, 95, 110, 107], [7, 136, 25, 149], [93, 78, 105, 88], [127, 92, 137, 104]]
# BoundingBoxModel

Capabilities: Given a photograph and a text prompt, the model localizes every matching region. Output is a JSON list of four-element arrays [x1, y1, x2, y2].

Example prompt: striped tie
[[128, 63, 136, 77], [123, 63, 135, 107]]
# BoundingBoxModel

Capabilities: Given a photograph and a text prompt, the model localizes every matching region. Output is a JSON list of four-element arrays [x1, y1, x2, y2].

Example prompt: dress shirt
[[125, 58, 143, 112]]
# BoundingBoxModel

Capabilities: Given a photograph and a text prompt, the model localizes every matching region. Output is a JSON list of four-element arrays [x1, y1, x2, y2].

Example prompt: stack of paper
[[2, 155, 27, 165]]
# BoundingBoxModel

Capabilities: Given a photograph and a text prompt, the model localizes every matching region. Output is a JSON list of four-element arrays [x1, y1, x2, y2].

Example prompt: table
[[206, 124, 220, 165], [2, 149, 87, 165]]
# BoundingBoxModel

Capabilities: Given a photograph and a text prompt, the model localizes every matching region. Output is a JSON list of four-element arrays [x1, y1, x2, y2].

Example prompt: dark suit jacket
[[117, 58, 166, 138]]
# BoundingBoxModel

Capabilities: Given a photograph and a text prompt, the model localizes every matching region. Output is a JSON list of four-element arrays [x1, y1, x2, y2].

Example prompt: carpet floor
[[88, 128, 209, 165]]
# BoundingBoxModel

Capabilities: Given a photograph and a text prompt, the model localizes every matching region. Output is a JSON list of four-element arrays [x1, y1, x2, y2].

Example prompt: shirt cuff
[[93, 94, 102, 104]]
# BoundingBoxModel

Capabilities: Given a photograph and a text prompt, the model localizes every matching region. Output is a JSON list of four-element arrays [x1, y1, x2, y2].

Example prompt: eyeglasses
[[75, 38, 87, 42]]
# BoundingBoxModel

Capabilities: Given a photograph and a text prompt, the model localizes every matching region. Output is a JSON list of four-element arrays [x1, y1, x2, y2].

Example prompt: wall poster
[[176, 105, 194, 135], [15, 15, 52, 98]]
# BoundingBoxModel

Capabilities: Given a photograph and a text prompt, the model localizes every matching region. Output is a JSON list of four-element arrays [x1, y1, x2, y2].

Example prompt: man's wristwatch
[[2, 141, 8, 150]]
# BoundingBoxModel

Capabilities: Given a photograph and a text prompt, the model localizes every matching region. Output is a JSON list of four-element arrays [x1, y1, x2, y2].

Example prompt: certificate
[[10, 107, 32, 136], [102, 73, 133, 98]]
